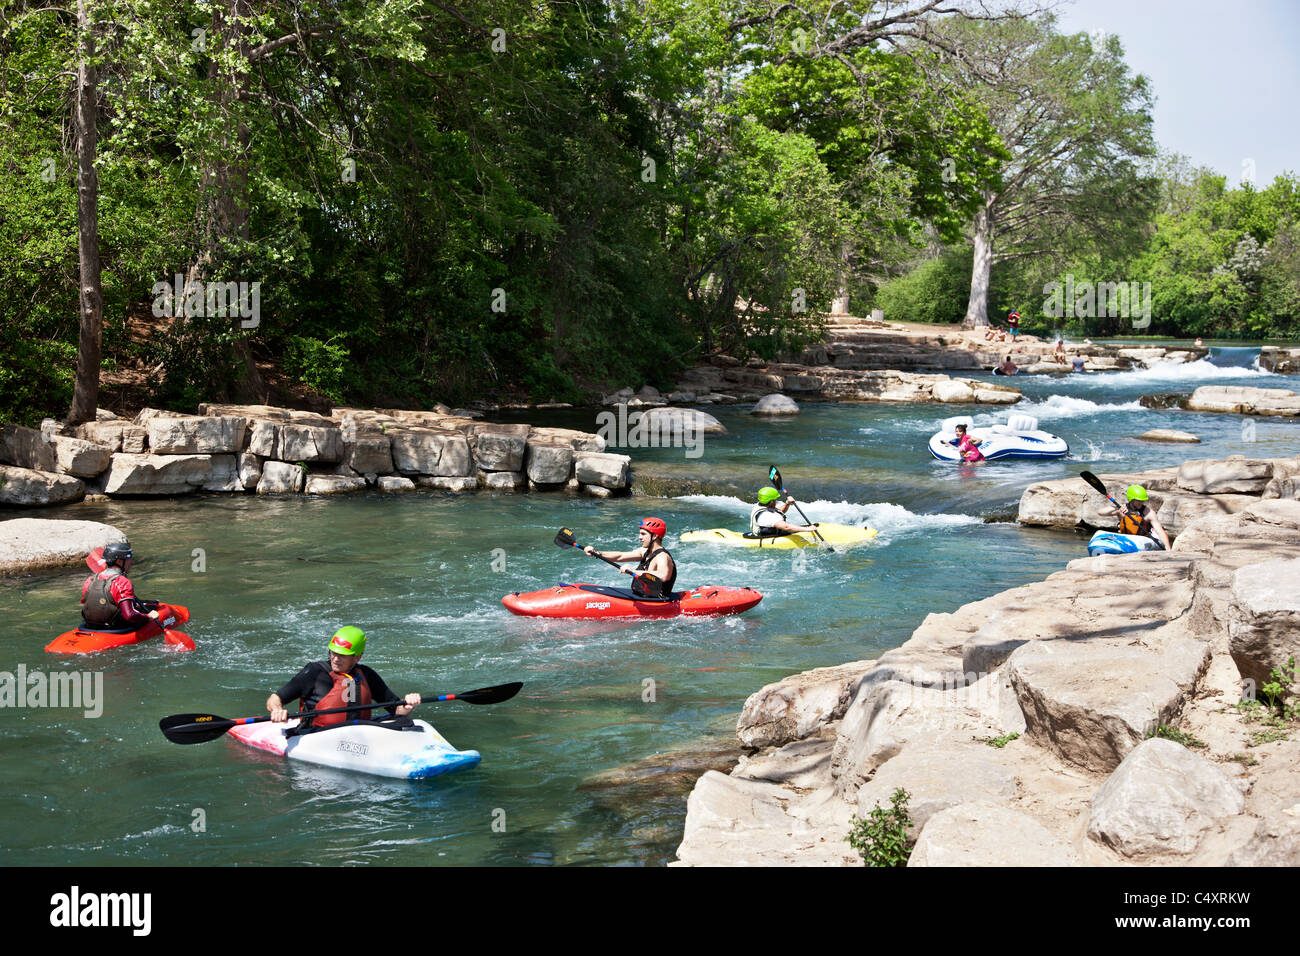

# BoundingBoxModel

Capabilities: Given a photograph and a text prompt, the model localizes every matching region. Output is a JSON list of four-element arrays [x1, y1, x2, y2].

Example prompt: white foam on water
[[1068, 440, 1124, 463], [676, 494, 979, 538], [1081, 357, 1274, 388], [970, 394, 1144, 425]]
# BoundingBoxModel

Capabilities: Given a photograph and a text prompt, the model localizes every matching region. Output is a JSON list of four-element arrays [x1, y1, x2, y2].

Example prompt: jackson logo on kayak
[[337, 740, 369, 756], [49, 886, 151, 936], [585, 602, 611, 610], [0, 666, 103, 718]]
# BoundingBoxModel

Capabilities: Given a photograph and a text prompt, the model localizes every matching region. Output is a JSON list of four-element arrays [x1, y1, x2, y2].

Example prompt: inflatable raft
[[502, 583, 762, 619], [928, 415, 1068, 462], [228, 717, 481, 780]]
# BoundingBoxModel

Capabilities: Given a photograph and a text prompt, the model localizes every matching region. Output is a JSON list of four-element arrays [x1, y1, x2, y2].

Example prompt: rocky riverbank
[[673, 498, 1300, 866], [0, 404, 630, 508], [671, 362, 1022, 405]]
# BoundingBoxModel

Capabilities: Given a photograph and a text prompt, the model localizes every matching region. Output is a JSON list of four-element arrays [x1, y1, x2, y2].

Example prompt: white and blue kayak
[[929, 414, 1068, 462], [228, 717, 481, 780], [1087, 531, 1163, 557]]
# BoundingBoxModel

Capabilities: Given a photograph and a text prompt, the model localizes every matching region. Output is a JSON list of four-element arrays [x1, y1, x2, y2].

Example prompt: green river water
[[3, 348, 1297, 866]]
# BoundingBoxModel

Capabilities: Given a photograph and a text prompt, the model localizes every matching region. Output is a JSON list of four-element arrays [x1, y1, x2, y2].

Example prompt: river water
[[3, 348, 1296, 865]]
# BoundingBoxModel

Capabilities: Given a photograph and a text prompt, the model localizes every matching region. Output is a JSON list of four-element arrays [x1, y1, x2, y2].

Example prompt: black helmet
[[103, 541, 134, 565]]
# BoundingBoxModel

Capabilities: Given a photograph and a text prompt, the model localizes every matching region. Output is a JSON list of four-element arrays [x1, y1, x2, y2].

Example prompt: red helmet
[[638, 517, 667, 539]]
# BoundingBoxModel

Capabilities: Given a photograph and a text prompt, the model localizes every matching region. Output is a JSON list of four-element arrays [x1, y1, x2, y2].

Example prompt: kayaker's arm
[[266, 693, 289, 723], [584, 545, 642, 564], [1149, 512, 1173, 550]]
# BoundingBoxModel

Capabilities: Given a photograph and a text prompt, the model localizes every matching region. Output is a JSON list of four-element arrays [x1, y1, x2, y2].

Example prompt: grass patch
[[1147, 724, 1207, 749], [975, 732, 1020, 748], [847, 787, 912, 867]]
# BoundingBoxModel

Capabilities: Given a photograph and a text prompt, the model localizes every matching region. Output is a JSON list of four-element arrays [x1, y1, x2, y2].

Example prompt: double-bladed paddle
[[555, 527, 625, 570], [1079, 470, 1122, 510], [768, 466, 824, 543], [158, 681, 523, 745]]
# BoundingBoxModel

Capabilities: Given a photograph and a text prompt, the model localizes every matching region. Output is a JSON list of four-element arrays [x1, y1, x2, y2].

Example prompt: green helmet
[[1126, 485, 1148, 502], [758, 486, 781, 505], [328, 626, 366, 656]]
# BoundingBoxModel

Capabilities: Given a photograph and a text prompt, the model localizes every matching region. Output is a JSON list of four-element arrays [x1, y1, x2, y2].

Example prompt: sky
[[1053, 0, 1299, 187]]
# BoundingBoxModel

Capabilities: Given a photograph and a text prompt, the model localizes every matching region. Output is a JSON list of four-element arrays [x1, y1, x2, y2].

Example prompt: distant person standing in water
[[1006, 310, 1021, 339], [1071, 353, 1086, 372]]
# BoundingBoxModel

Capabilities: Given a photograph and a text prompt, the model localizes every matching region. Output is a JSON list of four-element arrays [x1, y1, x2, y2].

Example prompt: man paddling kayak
[[583, 517, 677, 598], [751, 486, 818, 536], [1098, 485, 1171, 550], [266, 627, 421, 729], [80, 541, 162, 632]]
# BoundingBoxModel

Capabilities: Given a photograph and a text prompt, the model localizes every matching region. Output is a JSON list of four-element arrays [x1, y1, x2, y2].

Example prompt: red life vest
[[307, 667, 372, 727]]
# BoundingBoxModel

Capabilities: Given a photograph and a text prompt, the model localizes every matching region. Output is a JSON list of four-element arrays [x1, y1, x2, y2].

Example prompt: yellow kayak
[[679, 524, 879, 549]]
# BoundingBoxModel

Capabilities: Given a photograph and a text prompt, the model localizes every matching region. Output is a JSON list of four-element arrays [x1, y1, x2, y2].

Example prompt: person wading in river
[[584, 517, 677, 598]]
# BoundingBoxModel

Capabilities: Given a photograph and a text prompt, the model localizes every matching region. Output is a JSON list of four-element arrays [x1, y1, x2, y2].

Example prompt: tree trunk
[[962, 194, 995, 329], [67, 0, 102, 425], [830, 242, 851, 315]]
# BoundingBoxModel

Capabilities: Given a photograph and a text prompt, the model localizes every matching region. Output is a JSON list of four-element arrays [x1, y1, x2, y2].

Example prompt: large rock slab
[[146, 415, 247, 454], [278, 424, 344, 463], [631, 407, 727, 436], [247, 421, 281, 458], [1007, 636, 1211, 772], [854, 743, 1019, 828], [389, 428, 473, 477], [343, 436, 393, 476], [1227, 558, 1300, 690], [65, 421, 147, 454], [909, 803, 1077, 867], [574, 452, 631, 489], [0, 465, 85, 508], [0, 424, 56, 472], [53, 436, 113, 478], [931, 379, 977, 403], [737, 660, 877, 749], [304, 474, 366, 495], [102, 454, 235, 496], [1226, 811, 1300, 867], [524, 442, 574, 485], [465, 423, 529, 472], [257, 461, 304, 494], [0, 518, 126, 573], [1086, 738, 1245, 858], [529, 426, 604, 453], [1139, 429, 1200, 443], [1187, 385, 1300, 415], [1177, 456, 1274, 494]]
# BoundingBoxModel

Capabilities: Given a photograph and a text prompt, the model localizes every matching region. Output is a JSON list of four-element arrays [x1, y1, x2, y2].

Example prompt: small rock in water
[[1139, 393, 1190, 410], [752, 394, 799, 416], [1138, 429, 1201, 444]]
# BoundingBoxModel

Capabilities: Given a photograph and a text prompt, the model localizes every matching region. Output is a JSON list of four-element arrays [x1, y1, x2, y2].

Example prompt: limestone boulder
[[246, 421, 280, 458], [0, 466, 86, 508], [574, 452, 631, 490], [931, 379, 977, 403], [481, 471, 525, 491], [855, 744, 1019, 829], [1226, 558, 1300, 691], [278, 424, 343, 463], [0, 518, 127, 574], [466, 423, 529, 472], [304, 475, 365, 495], [389, 428, 473, 477], [1225, 812, 1300, 867], [524, 442, 573, 485], [66, 421, 147, 454], [1007, 636, 1210, 772], [0, 424, 56, 472], [632, 407, 727, 437], [1086, 738, 1244, 858], [146, 416, 247, 454], [53, 436, 113, 478], [528, 426, 604, 453], [1178, 456, 1274, 494], [1139, 429, 1200, 443], [377, 476, 416, 492], [1156, 492, 1256, 537], [416, 476, 478, 492], [236, 453, 262, 490], [752, 394, 800, 415], [909, 803, 1077, 867], [256, 461, 304, 494], [1187, 385, 1300, 415], [103, 454, 235, 496], [344, 436, 393, 475], [736, 660, 877, 749]]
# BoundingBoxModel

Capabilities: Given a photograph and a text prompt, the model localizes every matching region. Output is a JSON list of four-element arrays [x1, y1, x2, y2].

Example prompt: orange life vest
[[1119, 508, 1152, 537]]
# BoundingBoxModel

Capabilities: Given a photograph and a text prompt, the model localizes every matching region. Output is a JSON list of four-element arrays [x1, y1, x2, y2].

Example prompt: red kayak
[[502, 583, 762, 619], [45, 603, 194, 655]]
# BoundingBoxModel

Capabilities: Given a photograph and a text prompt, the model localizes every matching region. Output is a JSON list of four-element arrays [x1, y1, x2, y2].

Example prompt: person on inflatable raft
[[953, 423, 985, 463], [80, 541, 162, 632], [1099, 485, 1171, 551], [584, 517, 678, 599]]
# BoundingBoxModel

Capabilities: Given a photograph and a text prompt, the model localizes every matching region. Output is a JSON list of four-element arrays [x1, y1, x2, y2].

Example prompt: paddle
[[159, 681, 524, 745], [767, 466, 824, 543], [1079, 470, 1121, 510], [554, 528, 625, 571], [86, 547, 107, 573]]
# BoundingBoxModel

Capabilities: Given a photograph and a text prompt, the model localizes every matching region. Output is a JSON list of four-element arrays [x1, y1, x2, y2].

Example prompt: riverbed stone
[[752, 394, 800, 415], [146, 416, 247, 454], [909, 803, 1077, 867], [931, 379, 977, 403], [256, 461, 305, 494], [278, 423, 343, 463], [632, 407, 727, 437], [0, 466, 86, 508], [1139, 429, 1201, 443], [529, 427, 604, 453], [389, 427, 474, 477], [416, 476, 478, 492], [52, 436, 114, 478], [1226, 558, 1300, 691], [236, 453, 262, 489], [481, 470, 525, 491], [1225, 812, 1300, 867], [1006, 636, 1211, 773], [304, 474, 365, 495], [574, 452, 631, 489], [1178, 456, 1274, 495], [737, 660, 877, 749], [466, 423, 529, 472], [377, 476, 416, 492], [0, 424, 56, 472], [1187, 385, 1300, 415], [0, 517, 127, 573], [247, 421, 281, 458], [525, 442, 573, 485], [1086, 738, 1244, 858]]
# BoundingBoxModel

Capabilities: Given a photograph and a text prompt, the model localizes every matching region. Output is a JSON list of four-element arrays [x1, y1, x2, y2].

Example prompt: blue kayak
[[1087, 531, 1163, 557]]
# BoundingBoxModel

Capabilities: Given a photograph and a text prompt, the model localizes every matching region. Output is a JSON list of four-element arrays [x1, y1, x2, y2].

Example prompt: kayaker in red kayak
[[583, 517, 677, 598], [266, 626, 421, 729], [80, 541, 162, 631]]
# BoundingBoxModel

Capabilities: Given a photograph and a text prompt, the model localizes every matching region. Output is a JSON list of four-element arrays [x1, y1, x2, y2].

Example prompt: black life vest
[[636, 544, 677, 594], [82, 569, 124, 627]]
